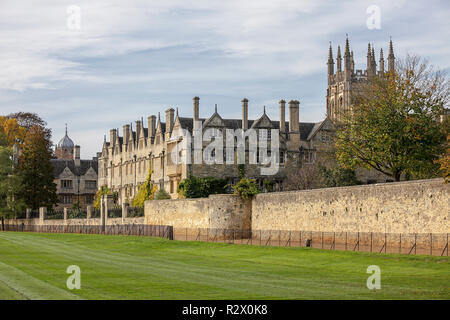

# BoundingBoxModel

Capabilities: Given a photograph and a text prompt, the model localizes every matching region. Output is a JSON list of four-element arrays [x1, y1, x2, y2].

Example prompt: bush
[[232, 178, 261, 200], [153, 189, 171, 200], [177, 176, 228, 198]]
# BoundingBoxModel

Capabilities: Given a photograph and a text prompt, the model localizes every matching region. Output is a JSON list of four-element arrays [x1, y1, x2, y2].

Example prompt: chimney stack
[[193, 97, 200, 130], [288, 100, 299, 132], [135, 120, 142, 141], [109, 129, 116, 146], [279, 100, 286, 133], [148, 115, 156, 139], [165, 108, 175, 134], [74, 145, 80, 166], [242, 98, 248, 130], [123, 124, 130, 145]]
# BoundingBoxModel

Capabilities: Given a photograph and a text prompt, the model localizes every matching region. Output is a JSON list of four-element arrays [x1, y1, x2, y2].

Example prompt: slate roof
[[51, 159, 98, 177], [178, 117, 317, 140]]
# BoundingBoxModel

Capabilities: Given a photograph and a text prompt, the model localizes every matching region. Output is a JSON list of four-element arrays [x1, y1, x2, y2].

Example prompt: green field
[[0, 231, 448, 300]]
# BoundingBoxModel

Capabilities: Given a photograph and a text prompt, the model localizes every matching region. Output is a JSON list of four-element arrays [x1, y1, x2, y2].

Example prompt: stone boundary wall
[[252, 179, 449, 234], [145, 194, 252, 233]]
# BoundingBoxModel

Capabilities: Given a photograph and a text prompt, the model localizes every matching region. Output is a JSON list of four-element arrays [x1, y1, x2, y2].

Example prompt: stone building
[[98, 37, 403, 203], [326, 37, 395, 121], [98, 98, 337, 203], [51, 126, 98, 209]]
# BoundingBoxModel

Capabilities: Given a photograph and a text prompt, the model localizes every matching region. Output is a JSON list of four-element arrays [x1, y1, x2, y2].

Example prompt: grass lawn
[[0, 231, 448, 300]]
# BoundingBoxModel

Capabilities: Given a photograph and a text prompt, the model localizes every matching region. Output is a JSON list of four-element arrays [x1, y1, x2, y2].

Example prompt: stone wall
[[145, 194, 252, 231], [252, 179, 449, 233]]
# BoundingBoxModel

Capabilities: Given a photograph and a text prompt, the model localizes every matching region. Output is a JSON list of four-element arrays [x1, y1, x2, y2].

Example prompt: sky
[[0, 0, 449, 158]]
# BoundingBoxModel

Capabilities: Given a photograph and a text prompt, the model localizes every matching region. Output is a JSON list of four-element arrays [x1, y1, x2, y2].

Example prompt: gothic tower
[[326, 36, 395, 121]]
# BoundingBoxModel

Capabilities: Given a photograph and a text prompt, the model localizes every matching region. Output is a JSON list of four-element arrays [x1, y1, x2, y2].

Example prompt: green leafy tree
[[17, 125, 57, 209], [335, 55, 449, 181], [232, 178, 261, 200], [0, 145, 25, 218]]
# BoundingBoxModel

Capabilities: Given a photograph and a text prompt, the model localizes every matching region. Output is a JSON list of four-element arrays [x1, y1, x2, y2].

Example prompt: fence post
[[39, 207, 47, 225], [122, 202, 128, 224], [299, 231, 301, 247], [26, 208, 31, 219], [86, 205, 92, 219], [430, 233, 432, 256], [399, 234, 402, 254], [370, 232, 373, 252], [415, 233, 417, 255], [345, 232, 347, 250], [100, 195, 105, 233], [321, 232, 324, 249]]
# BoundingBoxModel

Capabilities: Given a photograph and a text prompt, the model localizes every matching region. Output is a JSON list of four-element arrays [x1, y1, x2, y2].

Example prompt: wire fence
[[2, 224, 173, 240], [172, 228, 449, 257], [2, 223, 447, 256]]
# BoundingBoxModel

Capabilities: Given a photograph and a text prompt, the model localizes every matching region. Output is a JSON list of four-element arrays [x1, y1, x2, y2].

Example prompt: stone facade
[[52, 127, 98, 209], [98, 98, 334, 203], [326, 37, 396, 122]]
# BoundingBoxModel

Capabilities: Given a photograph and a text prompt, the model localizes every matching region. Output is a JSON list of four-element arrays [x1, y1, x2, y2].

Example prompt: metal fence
[[91, 208, 101, 218], [173, 228, 449, 257], [30, 211, 39, 219], [108, 207, 122, 218], [68, 209, 87, 219], [46, 210, 64, 220], [2, 224, 173, 240], [128, 206, 144, 218]]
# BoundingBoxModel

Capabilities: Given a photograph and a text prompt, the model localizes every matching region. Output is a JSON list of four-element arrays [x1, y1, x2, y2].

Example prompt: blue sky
[[0, 0, 449, 157]]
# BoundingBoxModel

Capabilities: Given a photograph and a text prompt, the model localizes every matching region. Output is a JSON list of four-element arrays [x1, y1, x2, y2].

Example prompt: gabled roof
[[51, 159, 98, 177]]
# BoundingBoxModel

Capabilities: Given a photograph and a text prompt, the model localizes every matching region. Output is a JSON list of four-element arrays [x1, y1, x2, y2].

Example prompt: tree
[[7, 112, 52, 142], [335, 55, 449, 181], [177, 176, 228, 198], [153, 189, 171, 200], [232, 178, 260, 200], [436, 135, 450, 183], [132, 166, 157, 207], [0, 116, 26, 147], [284, 163, 323, 191], [93, 185, 111, 209], [0, 146, 25, 218], [17, 125, 57, 209], [318, 165, 361, 188]]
